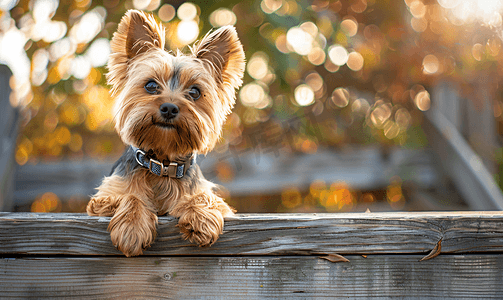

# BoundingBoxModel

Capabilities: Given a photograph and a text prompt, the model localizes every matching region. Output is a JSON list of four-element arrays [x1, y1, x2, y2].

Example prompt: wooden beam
[[0, 64, 17, 212], [2, 255, 502, 298], [424, 108, 503, 210], [2, 212, 503, 256]]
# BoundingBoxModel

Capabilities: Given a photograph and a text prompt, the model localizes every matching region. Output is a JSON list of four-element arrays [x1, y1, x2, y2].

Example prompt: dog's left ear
[[107, 10, 165, 95], [124, 10, 165, 59], [192, 26, 245, 91]]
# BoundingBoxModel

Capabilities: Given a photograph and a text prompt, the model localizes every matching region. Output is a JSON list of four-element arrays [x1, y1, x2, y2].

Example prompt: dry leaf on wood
[[419, 239, 442, 262], [320, 253, 350, 263]]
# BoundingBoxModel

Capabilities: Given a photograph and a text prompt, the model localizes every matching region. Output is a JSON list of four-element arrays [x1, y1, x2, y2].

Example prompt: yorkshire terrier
[[86, 10, 245, 257]]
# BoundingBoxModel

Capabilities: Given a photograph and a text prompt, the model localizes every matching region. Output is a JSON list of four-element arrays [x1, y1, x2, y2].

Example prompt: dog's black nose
[[159, 103, 179, 119]]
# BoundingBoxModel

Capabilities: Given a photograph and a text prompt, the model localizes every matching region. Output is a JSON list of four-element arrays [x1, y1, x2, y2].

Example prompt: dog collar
[[131, 146, 195, 178]]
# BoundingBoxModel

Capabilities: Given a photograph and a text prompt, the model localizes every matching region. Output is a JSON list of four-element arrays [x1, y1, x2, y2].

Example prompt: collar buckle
[[135, 149, 147, 167], [132, 146, 190, 178], [167, 162, 179, 178]]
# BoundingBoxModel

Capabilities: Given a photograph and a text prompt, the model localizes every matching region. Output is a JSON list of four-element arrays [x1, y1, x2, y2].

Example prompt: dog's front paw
[[178, 210, 223, 246], [87, 196, 116, 216], [177, 200, 224, 246], [108, 197, 158, 257]]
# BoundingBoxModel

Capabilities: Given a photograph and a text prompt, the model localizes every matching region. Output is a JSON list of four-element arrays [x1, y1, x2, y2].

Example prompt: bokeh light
[[422, 54, 439, 74], [347, 52, 364, 71], [411, 17, 428, 32], [281, 187, 302, 208], [31, 192, 62, 213], [261, 0, 283, 14], [414, 90, 431, 111], [159, 4, 176, 22], [177, 20, 199, 45], [472, 43, 484, 61], [409, 1, 426, 18], [133, 0, 151, 10], [69, 7, 106, 44], [370, 101, 392, 128], [247, 52, 269, 80], [86, 38, 111, 67], [340, 18, 358, 37], [321, 183, 355, 212], [307, 47, 326, 65], [294, 84, 315, 106], [387, 178, 405, 210], [305, 72, 324, 95], [239, 82, 270, 108], [330, 87, 350, 108], [286, 27, 313, 56], [209, 8, 237, 27], [177, 2, 198, 21], [328, 45, 349, 66]]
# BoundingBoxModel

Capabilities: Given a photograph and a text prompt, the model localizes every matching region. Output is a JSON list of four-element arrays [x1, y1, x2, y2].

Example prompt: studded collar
[[132, 146, 195, 178]]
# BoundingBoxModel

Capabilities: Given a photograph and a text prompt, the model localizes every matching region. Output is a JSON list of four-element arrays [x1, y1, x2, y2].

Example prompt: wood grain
[[1, 255, 502, 299], [1, 212, 503, 256]]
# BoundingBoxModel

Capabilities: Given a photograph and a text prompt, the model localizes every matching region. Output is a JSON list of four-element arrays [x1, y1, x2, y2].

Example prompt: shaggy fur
[[87, 10, 245, 257]]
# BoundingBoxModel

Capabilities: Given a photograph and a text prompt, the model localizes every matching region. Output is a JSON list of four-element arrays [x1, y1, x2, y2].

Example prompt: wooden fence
[[0, 65, 18, 212], [1, 212, 503, 298]]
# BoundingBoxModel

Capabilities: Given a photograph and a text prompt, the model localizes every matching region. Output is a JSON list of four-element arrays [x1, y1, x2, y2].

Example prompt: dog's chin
[[152, 118, 176, 130], [155, 122, 176, 129]]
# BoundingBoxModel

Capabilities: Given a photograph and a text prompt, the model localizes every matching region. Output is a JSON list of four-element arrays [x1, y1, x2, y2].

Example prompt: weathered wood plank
[[1, 212, 503, 256], [1, 255, 502, 299]]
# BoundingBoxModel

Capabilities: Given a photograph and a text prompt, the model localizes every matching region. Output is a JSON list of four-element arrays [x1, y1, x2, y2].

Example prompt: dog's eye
[[188, 86, 201, 100], [144, 80, 160, 94]]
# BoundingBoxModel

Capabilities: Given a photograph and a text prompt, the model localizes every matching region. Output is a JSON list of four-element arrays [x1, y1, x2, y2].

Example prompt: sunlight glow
[[439, 0, 503, 26], [69, 7, 106, 44]]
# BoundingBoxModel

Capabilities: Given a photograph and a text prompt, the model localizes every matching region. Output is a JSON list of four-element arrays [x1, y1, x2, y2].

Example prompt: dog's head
[[107, 10, 245, 158]]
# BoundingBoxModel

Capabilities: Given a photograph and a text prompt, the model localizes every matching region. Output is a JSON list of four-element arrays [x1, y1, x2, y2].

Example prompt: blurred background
[[2, 0, 503, 213]]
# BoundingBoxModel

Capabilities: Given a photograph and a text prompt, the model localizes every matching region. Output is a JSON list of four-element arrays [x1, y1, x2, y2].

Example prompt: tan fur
[[87, 10, 245, 257]]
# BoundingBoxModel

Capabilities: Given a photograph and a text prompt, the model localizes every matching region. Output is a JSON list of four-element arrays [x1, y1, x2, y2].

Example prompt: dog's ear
[[113, 9, 165, 59], [107, 10, 165, 94], [192, 26, 245, 91], [124, 10, 165, 58]]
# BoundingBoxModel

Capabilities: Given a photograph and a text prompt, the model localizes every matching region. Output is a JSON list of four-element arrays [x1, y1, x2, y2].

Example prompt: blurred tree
[[0, 0, 502, 165]]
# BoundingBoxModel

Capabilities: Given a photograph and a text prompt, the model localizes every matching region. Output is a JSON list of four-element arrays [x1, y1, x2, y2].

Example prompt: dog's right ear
[[107, 10, 165, 94]]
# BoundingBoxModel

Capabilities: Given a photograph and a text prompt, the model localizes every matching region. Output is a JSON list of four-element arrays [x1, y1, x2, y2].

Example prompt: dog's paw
[[177, 205, 224, 247], [108, 200, 158, 257], [87, 196, 116, 216]]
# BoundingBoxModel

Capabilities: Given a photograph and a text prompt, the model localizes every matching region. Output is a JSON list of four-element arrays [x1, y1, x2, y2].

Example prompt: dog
[[86, 9, 245, 257]]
